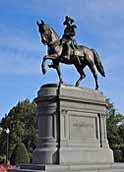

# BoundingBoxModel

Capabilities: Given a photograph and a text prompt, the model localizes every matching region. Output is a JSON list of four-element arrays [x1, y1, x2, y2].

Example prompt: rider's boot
[[66, 46, 70, 60], [63, 42, 70, 60], [63, 52, 70, 60], [76, 56, 82, 66]]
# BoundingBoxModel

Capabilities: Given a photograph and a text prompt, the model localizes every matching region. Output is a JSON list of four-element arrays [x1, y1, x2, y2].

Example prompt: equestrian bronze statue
[[36, 16, 105, 90]]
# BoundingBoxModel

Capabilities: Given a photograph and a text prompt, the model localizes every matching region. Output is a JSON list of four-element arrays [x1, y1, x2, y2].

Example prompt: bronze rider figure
[[60, 16, 78, 60]]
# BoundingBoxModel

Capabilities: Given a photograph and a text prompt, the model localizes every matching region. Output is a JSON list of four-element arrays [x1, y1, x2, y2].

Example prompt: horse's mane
[[46, 24, 60, 40]]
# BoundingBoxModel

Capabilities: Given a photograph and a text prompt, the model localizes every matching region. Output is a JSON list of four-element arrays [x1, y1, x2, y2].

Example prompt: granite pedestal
[[33, 84, 113, 164], [9, 84, 124, 172]]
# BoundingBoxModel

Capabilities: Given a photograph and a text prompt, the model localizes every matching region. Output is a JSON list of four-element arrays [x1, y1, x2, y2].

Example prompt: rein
[[49, 40, 60, 47]]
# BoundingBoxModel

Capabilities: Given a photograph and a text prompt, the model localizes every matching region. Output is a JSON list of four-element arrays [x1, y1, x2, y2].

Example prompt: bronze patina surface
[[37, 16, 105, 90]]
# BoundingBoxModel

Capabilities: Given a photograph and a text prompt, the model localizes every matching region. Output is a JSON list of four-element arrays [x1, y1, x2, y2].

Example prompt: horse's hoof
[[75, 82, 79, 87], [59, 81, 63, 86], [41, 64, 46, 74], [42, 68, 46, 75]]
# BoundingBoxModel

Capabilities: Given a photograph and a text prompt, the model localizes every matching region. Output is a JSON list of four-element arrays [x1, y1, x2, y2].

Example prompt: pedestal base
[[8, 84, 124, 172], [9, 163, 124, 172], [33, 84, 113, 164]]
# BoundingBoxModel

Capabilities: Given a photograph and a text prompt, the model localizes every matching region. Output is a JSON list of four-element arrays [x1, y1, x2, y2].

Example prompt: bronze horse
[[37, 20, 105, 90]]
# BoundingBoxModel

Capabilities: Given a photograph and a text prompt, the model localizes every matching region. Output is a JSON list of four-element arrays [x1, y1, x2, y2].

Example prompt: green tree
[[106, 99, 124, 147], [106, 99, 124, 162], [0, 99, 37, 161], [10, 142, 30, 165]]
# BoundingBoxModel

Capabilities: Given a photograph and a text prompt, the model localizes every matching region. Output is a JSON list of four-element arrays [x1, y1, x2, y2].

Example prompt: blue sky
[[0, 0, 124, 118]]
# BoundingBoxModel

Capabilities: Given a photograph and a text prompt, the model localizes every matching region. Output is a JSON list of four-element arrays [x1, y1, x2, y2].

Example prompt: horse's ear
[[36, 21, 40, 26], [41, 20, 45, 25]]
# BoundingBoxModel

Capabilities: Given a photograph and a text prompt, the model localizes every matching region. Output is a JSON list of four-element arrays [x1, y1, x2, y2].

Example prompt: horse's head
[[37, 20, 52, 45], [37, 20, 59, 46]]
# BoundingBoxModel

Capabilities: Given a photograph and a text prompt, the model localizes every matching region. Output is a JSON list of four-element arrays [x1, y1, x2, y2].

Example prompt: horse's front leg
[[55, 63, 63, 85], [41, 54, 59, 74], [41, 55, 57, 74], [41, 55, 48, 74], [48, 60, 57, 69]]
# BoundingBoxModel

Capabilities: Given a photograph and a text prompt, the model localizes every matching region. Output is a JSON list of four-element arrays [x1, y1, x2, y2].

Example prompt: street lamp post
[[6, 128, 10, 165], [0, 127, 3, 134]]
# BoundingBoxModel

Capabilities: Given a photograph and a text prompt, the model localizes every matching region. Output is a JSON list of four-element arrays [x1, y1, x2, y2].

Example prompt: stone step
[[8, 163, 124, 172]]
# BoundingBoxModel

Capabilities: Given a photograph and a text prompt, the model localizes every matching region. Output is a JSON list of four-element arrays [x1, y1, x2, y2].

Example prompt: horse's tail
[[92, 49, 105, 77]]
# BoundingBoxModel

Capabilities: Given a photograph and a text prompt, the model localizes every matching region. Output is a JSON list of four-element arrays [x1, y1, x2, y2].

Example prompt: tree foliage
[[10, 142, 30, 165], [0, 98, 124, 162], [0, 99, 37, 161], [106, 99, 124, 146], [106, 99, 124, 161]]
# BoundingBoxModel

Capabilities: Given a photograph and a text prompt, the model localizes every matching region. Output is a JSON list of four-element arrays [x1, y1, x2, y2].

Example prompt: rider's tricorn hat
[[63, 16, 74, 25]]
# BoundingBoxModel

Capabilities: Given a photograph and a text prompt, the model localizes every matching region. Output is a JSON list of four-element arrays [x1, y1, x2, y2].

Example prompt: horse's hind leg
[[56, 63, 63, 85], [89, 64, 99, 90], [75, 65, 86, 87]]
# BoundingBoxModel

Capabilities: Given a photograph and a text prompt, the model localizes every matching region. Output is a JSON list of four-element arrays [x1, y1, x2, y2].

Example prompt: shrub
[[10, 142, 30, 165]]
